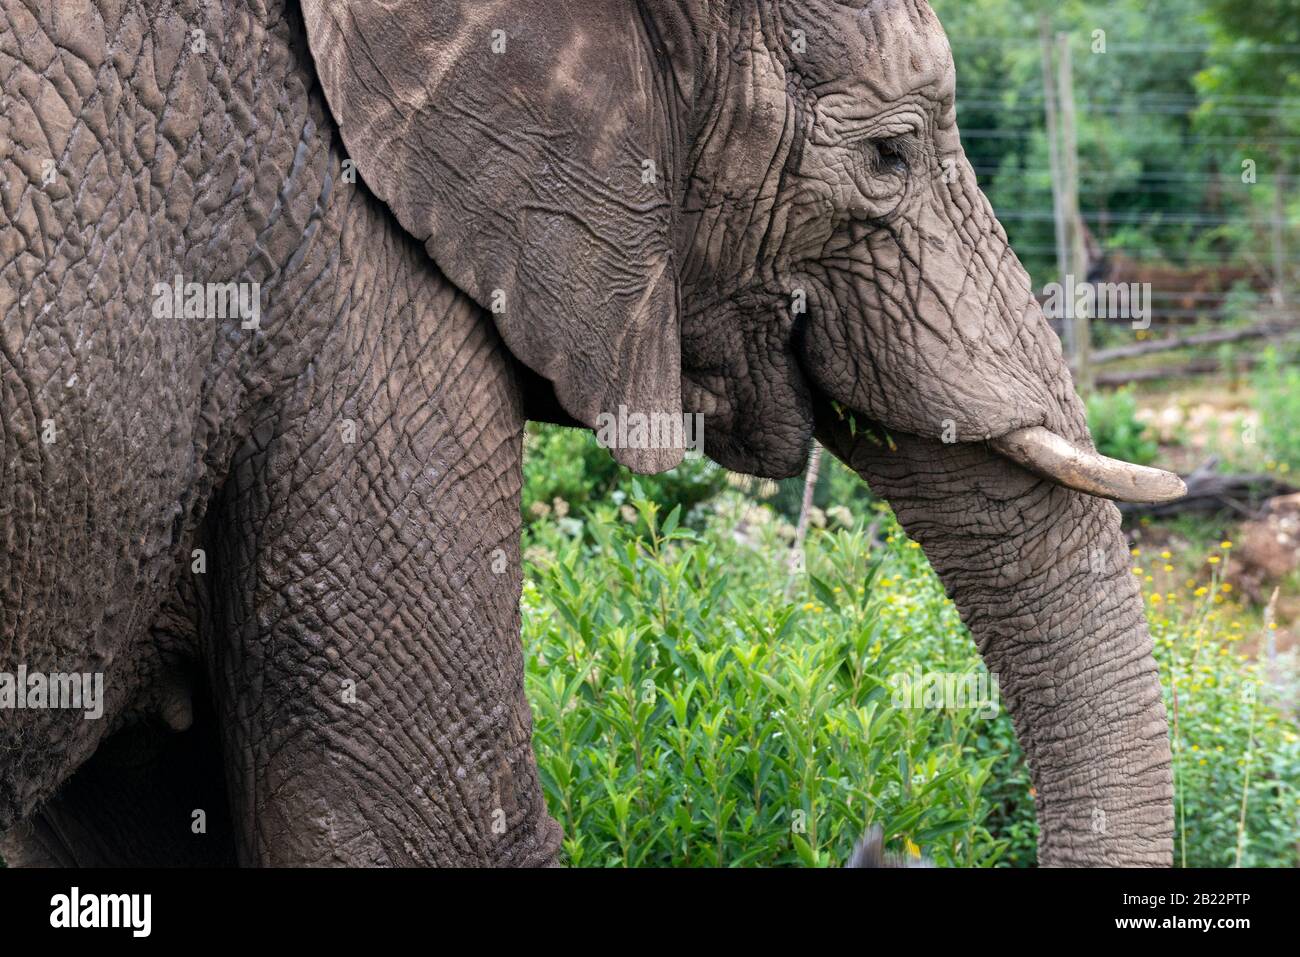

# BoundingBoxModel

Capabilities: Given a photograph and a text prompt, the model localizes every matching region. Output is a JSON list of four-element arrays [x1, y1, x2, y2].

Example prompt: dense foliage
[[1149, 547, 1300, 867], [523, 489, 1011, 867], [520, 440, 1300, 867], [521, 424, 727, 530], [1086, 387, 1161, 465], [1252, 347, 1300, 474]]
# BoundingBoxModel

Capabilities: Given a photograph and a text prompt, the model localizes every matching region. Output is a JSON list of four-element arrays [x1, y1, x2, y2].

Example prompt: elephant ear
[[301, 0, 683, 472]]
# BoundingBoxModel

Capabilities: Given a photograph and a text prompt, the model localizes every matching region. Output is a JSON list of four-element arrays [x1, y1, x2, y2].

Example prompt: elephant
[[0, 0, 1183, 867]]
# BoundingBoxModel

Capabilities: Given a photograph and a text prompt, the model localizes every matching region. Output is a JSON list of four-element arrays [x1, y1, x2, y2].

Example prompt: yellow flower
[[1132, 567, 1144, 576], [905, 837, 921, 858], [1160, 550, 1172, 559], [1221, 583, 1232, 593], [1194, 587, 1208, 597], [1220, 541, 1233, 550], [802, 602, 816, 612], [1207, 556, 1220, 565], [909, 541, 921, 549], [1163, 564, 1174, 572]]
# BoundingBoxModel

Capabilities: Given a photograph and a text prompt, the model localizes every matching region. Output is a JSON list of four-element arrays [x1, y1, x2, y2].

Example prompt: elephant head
[[300, 0, 1179, 865]]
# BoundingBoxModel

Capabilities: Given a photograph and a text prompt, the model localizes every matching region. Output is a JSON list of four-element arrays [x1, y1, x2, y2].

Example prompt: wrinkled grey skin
[[0, 0, 1173, 866]]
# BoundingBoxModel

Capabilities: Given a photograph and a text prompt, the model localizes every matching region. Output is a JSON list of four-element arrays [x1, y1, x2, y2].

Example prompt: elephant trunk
[[816, 413, 1174, 866]]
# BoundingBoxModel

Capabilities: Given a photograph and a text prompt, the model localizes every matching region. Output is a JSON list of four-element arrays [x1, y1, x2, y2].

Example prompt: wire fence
[[941, 32, 1297, 373]]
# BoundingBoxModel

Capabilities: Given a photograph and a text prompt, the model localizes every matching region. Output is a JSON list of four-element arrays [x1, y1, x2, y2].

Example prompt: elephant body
[[0, 0, 557, 864], [0, 0, 1174, 866]]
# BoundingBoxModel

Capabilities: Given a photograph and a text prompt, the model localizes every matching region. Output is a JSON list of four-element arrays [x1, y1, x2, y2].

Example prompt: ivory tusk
[[991, 426, 1187, 505]]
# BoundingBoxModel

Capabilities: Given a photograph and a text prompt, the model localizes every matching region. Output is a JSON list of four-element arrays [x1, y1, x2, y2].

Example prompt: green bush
[[1252, 347, 1300, 477], [1086, 387, 1159, 466], [521, 424, 727, 528], [1145, 545, 1300, 867], [522, 489, 1300, 867], [524, 490, 1016, 867], [523, 424, 877, 536]]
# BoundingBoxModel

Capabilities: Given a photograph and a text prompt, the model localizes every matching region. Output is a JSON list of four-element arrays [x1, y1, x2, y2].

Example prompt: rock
[[1226, 494, 1300, 604]]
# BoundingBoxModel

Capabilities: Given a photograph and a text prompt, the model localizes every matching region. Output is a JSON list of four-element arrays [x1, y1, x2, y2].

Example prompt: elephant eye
[[846, 132, 919, 224], [868, 136, 911, 176]]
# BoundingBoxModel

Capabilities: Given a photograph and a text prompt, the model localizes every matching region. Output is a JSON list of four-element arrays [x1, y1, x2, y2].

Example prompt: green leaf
[[791, 834, 820, 868], [809, 573, 839, 612], [661, 504, 681, 538]]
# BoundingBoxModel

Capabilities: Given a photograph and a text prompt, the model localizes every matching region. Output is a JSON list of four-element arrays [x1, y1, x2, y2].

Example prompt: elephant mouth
[[989, 426, 1186, 505], [810, 382, 1185, 506], [810, 392, 1185, 506]]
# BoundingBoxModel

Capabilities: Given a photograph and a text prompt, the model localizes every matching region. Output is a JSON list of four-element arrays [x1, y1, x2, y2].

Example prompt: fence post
[[1040, 16, 1073, 357], [1057, 32, 1093, 393], [1272, 167, 1289, 310]]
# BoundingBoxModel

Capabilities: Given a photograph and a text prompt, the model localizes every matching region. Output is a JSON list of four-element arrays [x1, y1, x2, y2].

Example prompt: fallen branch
[[1095, 356, 1262, 386], [1088, 321, 1295, 366]]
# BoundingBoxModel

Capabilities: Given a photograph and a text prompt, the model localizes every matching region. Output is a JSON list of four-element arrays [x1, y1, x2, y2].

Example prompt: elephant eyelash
[[862, 135, 917, 176]]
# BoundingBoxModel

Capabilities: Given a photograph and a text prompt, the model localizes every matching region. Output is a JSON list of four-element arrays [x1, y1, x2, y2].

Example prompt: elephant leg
[[201, 214, 561, 866]]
